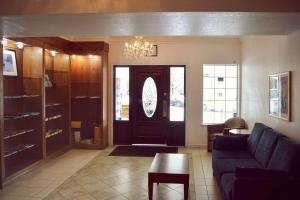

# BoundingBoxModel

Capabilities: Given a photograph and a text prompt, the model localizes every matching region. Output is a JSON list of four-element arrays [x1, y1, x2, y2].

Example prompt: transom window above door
[[202, 64, 240, 124]]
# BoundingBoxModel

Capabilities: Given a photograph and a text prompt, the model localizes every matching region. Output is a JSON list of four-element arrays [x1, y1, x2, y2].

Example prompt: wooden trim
[[0, 44, 4, 188], [8, 37, 109, 55]]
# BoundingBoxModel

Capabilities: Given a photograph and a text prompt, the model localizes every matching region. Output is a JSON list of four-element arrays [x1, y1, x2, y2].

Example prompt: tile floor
[[0, 147, 221, 200]]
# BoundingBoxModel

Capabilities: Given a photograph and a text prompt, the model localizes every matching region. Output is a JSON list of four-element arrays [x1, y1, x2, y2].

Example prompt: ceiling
[[1, 12, 300, 38]]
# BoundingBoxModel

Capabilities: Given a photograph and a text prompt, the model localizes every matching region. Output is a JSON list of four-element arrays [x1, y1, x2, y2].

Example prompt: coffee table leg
[[148, 176, 153, 200], [184, 182, 189, 200]]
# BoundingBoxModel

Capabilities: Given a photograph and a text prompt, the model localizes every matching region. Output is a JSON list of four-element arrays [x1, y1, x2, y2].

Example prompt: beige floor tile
[[197, 194, 209, 200], [195, 185, 208, 195], [91, 188, 121, 200], [58, 185, 87, 199], [208, 194, 222, 200], [122, 188, 149, 200], [205, 178, 217, 186], [206, 185, 220, 195], [112, 182, 145, 194], [0, 147, 221, 200], [105, 195, 128, 200], [72, 194, 96, 200]]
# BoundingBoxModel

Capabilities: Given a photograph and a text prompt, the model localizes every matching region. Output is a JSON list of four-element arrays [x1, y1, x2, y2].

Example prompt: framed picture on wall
[[269, 71, 291, 121], [3, 49, 18, 76], [147, 45, 158, 57]]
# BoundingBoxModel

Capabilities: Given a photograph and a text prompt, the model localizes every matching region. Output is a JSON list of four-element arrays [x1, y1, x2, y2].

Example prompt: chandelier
[[123, 36, 155, 58]]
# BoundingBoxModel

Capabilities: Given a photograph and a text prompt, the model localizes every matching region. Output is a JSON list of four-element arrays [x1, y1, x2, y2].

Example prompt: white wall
[[108, 37, 241, 147], [241, 31, 300, 142]]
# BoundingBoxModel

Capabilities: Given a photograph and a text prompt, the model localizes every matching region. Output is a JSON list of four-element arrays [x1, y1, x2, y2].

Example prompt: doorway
[[113, 65, 185, 146]]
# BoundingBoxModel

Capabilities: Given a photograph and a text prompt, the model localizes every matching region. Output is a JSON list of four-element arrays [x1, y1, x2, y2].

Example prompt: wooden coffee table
[[148, 153, 189, 200]]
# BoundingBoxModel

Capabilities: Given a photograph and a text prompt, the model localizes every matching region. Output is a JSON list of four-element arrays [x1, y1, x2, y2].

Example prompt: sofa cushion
[[247, 123, 271, 155], [214, 135, 248, 150], [235, 167, 287, 178], [254, 128, 279, 167], [214, 158, 262, 180], [267, 137, 300, 176], [220, 173, 235, 200], [212, 149, 252, 159]]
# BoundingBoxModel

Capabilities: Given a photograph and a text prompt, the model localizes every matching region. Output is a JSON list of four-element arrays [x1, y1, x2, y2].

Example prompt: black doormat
[[109, 145, 178, 157]]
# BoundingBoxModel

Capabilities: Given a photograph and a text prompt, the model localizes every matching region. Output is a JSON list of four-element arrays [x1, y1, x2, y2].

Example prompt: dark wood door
[[131, 66, 169, 144]]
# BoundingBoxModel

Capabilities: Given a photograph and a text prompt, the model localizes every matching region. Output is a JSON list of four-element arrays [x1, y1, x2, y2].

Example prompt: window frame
[[202, 64, 240, 125]]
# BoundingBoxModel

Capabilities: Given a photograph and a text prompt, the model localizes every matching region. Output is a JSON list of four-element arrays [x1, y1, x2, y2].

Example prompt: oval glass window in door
[[142, 77, 157, 118]]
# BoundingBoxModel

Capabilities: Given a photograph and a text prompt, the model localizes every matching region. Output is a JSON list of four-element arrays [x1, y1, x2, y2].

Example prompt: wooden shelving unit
[[2, 42, 44, 179], [0, 38, 109, 188], [70, 43, 108, 149], [44, 50, 71, 157]]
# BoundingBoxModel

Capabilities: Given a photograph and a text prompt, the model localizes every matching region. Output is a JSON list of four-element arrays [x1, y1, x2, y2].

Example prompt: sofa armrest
[[207, 123, 225, 134], [213, 135, 248, 150], [233, 168, 288, 200]]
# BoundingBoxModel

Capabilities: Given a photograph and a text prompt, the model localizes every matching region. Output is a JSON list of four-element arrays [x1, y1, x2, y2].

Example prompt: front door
[[131, 66, 169, 144], [113, 65, 185, 146]]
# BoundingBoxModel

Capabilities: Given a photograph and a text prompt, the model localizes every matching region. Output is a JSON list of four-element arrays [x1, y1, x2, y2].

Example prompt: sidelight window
[[115, 67, 129, 120], [170, 67, 185, 121]]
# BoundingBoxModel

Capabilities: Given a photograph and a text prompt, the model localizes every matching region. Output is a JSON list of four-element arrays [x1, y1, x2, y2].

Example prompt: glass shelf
[[45, 114, 62, 122], [72, 96, 88, 99], [4, 94, 40, 99], [72, 96, 101, 99], [4, 112, 40, 121], [45, 129, 63, 139], [4, 144, 35, 158], [89, 96, 101, 99], [45, 102, 64, 108], [4, 129, 35, 140]]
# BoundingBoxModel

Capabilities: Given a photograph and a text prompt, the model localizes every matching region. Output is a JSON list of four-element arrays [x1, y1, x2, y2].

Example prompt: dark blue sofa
[[212, 123, 300, 200]]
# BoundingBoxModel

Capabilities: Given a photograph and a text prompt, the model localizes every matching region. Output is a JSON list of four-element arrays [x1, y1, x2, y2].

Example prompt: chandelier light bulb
[[1, 38, 8, 46], [89, 54, 93, 59], [72, 55, 76, 59], [16, 42, 24, 49]]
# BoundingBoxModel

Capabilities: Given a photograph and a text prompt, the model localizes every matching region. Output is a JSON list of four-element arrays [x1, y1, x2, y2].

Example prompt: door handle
[[163, 100, 168, 118]]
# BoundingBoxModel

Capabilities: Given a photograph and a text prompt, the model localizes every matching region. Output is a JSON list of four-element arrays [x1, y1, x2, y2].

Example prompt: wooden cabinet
[[2, 43, 44, 181], [0, 38, 109, 188], [70, 43, 109, 149], [44, 50, 71, 157]]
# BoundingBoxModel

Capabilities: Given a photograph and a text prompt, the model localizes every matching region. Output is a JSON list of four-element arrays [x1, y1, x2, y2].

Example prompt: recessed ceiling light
[[16, 42, 24, 49], [1, 38, 8, 46], [51, 50, 56, 56]]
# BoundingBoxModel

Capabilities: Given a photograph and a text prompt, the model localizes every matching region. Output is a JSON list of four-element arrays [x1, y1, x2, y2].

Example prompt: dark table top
[[148, 153, 189, 175]]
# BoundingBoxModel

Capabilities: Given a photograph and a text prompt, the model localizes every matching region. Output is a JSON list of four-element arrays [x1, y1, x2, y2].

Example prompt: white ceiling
[[1, 12, 300, 37]]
